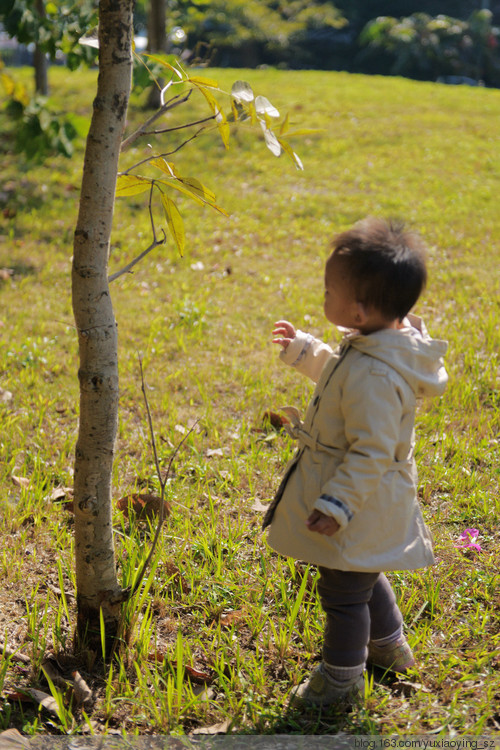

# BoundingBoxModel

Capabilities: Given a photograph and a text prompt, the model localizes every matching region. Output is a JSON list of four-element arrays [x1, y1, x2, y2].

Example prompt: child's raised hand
[[306, 509, 340, 536], [272, 320, 296, 350]]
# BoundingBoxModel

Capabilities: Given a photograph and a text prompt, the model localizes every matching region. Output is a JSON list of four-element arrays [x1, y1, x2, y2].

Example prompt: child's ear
[[355, 302, 369, 327]]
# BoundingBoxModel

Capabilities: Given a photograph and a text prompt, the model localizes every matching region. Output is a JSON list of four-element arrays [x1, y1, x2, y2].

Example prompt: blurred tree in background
[[2, 0, 500, 94], [0, 0, 97, 93], [359, 10, 500, 85]]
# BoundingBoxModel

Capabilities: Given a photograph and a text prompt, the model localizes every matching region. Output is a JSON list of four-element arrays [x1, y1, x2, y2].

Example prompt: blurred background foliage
[[2, 1, 500, 84], [2, 1, 500, 161], [132, 0, 500, 85]]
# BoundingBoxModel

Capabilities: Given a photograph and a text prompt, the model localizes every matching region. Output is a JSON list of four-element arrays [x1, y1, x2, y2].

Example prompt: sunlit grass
[[0, 65, 499, 736]]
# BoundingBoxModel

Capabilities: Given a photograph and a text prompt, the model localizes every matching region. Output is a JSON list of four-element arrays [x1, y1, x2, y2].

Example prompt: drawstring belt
[[280, 406, 412, 471]]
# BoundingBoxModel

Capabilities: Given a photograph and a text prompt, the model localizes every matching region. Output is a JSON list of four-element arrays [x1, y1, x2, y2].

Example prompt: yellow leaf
[[188, 75, 219, 89], [157, 179, 229, 217], [149, 157, 179, 178], [142, 54, 184, 79], [160, 193, 185, 256], [116, 174, 152, 197], [277, 138, 304, 171], [194, 85, 230, 149], [180, 178, 216, 204], [157, 179, 205, 207], [195, 84, 219, 114], [279, 113, 290, 136], [217, 119, 230, 150]]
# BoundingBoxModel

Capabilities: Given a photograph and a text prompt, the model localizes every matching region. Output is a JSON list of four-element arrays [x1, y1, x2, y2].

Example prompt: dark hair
[[327, 217, 427, 321]]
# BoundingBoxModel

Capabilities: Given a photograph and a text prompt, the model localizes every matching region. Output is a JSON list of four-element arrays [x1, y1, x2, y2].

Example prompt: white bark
[[71, 0, 133, 644]]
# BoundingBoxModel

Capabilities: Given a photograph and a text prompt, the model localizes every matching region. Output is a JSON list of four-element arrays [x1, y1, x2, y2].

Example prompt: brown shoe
[[367, 636, 415, 673], [289, 662, 365, 707]]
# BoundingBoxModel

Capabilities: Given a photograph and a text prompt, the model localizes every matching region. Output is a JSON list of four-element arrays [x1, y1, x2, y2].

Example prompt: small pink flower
[[454, 528, 482, 552]]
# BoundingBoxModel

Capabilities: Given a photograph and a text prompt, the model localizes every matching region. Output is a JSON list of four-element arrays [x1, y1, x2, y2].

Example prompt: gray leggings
[[317, 567, 403, 667]]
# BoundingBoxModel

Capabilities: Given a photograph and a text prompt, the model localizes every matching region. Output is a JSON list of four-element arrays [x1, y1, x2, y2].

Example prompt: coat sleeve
[[313, 360, 405, 528], [279, 330, 334, 383]]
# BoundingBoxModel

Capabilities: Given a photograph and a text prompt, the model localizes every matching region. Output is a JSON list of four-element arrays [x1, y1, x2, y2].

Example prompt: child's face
[[323, 257, 360, 330]]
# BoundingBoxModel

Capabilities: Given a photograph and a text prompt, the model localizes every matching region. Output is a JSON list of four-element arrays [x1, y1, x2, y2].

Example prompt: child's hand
[[272, 320, 296, 350], [306, 509, 340, 536]]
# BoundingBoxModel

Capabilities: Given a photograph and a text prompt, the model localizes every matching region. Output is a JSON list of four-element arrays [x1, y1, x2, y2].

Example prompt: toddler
[[263, 217, 448, 706]]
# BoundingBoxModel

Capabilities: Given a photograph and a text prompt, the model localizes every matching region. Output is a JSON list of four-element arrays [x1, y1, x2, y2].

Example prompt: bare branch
[[120, 90, 193, 152], [108, 234, 165, 283], [123, 126, 210, 176], [122, 124, 213, 175], [128, 357, 199, 599], [108, 183, 165, 283], [140, 114, 216, 137]]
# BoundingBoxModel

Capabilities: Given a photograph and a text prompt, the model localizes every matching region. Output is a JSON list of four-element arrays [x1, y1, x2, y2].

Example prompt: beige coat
[[264, 316, 448, 572]]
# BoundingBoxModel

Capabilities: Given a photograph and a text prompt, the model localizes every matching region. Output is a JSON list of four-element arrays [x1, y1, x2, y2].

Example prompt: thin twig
[[108, 183, 165, 283], [120, 91, 193, 152], [128, 356, 199, 599], [140, 114, 216, 137], [122, 124, 212, 175], [108, 234, 166, 283]]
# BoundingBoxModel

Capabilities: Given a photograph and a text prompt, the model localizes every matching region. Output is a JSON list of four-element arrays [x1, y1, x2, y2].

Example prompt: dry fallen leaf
[[184, 664, 214, 685], [50, 486, 73, 502], [391, 679, 431, 697], [116, 493, 170, 521], [11, 475, 30, 489], [72, 670, 93, 707], [12, 687, 62, 719], [41, 658, 69, 690], [0, 387, 13, 403], [162, 560, 190, 593], [206, 448, 224, 458], [219, 610, 245, 629], [191, 684, 216, 701], [0, 642, 30, 664], [146, 654, 213, 685], [251, 498, 270, 513], [262, 410, 289, 431], [191, 719, 233, 735]]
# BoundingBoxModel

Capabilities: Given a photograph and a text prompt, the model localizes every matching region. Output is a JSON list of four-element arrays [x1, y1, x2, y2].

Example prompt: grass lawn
[[0, 64, 499, 737]]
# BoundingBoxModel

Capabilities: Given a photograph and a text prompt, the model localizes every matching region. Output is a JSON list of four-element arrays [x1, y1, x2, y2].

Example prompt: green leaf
[[160, 193, 185, 256], [116, 175, 152, 197]]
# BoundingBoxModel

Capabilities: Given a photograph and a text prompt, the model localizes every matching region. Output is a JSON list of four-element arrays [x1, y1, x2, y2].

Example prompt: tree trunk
[[34, 0, 48, 95], [146, 0, 167, 109], [147, 0, 167, 53], [71, 0, 133, 651]]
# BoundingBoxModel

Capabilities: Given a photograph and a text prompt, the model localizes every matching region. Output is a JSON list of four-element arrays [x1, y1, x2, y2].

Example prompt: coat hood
[[343, 314, 448, 398]]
